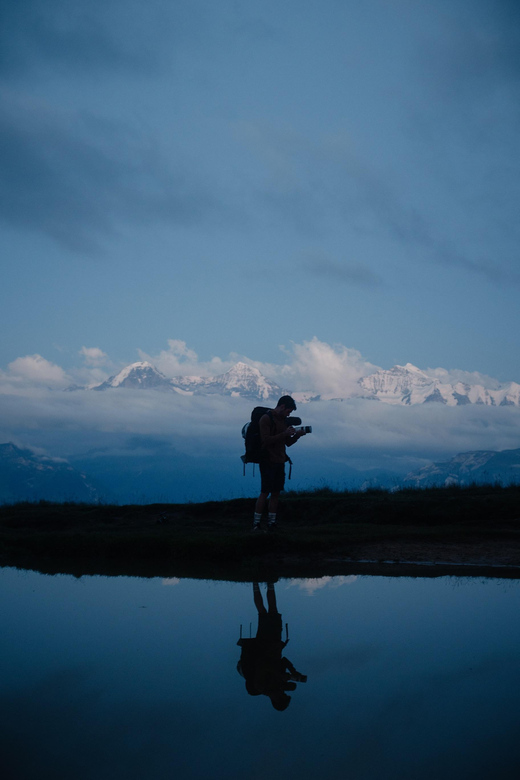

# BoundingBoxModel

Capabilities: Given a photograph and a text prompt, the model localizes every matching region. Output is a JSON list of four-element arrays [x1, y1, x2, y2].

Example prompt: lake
[[1, 566, 520, 779]]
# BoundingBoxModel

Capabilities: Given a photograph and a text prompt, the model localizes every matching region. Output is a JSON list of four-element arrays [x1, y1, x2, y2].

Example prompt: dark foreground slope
[[1, 485, 520, 580]]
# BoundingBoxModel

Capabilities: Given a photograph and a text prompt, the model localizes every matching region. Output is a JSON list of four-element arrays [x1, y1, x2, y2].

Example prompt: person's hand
[[285, 426, 296, 438]]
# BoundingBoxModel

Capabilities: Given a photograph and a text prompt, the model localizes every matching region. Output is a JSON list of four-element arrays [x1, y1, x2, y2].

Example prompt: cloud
[[0, 89, 217, 250], [234, 121, 389, 238], [419, 0, 520, 101], [304, 400, 520, 460], [4, 354, 70, 388], [139, 337, 380, 399], [79, 347, 110, 366], [138, 340, 233, 378], [235, 121, 432, 275], [2, 377, 520, 467], [287, 575, 357, 595], [71, 347, 115, 387], [0, 351, 113, 394], [0, 0, 167, 79], [233, 17, 520, 287], [3, 336, 520, 410], [397, 2, 520, 285], [424, 366, 502, 391], [272, 338, 380, 398], [430, 247, 520, 287]]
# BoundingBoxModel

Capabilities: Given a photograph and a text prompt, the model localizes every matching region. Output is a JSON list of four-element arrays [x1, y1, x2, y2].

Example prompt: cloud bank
[[138, 337, 380, 399]]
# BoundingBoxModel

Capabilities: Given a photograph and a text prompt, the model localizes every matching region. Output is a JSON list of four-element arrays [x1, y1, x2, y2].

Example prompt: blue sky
[[1, 0, 519, 382]]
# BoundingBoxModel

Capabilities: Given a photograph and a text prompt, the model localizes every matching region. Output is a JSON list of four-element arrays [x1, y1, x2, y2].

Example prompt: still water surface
[[1, 567, 520, 780]]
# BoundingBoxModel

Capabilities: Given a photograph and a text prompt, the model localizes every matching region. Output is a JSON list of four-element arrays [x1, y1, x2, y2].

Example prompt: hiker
[[253, 395, 306, 531], [236, 582, 307, 710]]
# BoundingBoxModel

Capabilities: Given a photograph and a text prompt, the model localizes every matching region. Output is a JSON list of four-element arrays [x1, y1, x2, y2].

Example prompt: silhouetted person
[[237, 582, 307, 710], [253, 395, 306, 531]]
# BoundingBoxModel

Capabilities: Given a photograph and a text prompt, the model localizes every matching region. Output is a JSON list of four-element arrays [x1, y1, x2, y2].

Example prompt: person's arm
[[282, 657, 307, 682], [286, 429, 306, 447]]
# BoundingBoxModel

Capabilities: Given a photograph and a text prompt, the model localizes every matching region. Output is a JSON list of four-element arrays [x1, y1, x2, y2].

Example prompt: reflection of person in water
[[237, 582, 307, 711]]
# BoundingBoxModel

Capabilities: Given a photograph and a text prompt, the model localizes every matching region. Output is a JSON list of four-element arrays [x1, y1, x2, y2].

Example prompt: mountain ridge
[[85, 360, 520, 406], [0, 442, 99, 503], [359, 364, 520, 406], [90, 361, 287, 401], [403, 447, 520, 488]]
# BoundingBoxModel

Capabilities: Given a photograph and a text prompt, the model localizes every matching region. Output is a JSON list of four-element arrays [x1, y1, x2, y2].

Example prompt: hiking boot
[[252, 522, 261, 532], [267, 521, 277, 532]]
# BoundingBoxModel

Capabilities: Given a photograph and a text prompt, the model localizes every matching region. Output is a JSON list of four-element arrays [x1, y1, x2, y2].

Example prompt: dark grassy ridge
[[1, 484, 520, 580]]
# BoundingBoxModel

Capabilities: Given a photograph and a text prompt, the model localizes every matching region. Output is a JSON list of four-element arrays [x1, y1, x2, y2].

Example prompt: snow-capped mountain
[[171, 362, 286, 401], [359, 364, 520, 407], [88, 359, 520, 407], [403, 447, 520, 487], [91, 361, 286, 400], [93, 362, 173, 391], [0, 442, 99, 502]]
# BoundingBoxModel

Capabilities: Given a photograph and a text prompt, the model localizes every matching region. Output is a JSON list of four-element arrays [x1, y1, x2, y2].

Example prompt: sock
[[253, 512, 262, 524], [268, 513, 276, 524]]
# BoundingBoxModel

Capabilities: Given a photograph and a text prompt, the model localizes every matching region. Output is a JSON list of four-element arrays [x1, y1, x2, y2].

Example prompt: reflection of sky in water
[[1, 568, 520, 779]]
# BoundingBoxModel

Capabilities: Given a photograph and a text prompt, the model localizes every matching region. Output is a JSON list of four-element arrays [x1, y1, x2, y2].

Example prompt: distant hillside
[[404, 447, 520, 487], [0, 443, 99, 503]]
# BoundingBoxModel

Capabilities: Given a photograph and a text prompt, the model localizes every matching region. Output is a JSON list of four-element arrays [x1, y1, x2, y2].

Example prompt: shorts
[[260, 461, 286, 494], [257, 612, 283, 642]]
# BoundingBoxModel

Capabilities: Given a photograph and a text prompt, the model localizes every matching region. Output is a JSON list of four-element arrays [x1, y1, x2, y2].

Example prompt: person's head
[[276, 395, 297, 416], [245, 680, 261, 696], [270, 692, 291, 711]]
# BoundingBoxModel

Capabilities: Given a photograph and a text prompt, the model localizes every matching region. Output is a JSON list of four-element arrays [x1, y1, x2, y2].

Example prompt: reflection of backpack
[[241, 407, 272, 473]]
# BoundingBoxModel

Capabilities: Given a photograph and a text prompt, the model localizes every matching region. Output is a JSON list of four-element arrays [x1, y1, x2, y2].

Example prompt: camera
[[286, 417, 312, 434], [289, 672, 308, 683]]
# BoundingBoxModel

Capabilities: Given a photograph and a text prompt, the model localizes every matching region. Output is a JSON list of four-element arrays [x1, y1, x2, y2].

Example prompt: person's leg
[[267, 490, 280, 530], [266, 582, 278, 613], [267, 465, 285, 527], [253, 582, 266, 614], [255, 492, 268, 515], [254, 461, 274, 529], [253, 491, 269, 529], [268, 492, 280, 516]]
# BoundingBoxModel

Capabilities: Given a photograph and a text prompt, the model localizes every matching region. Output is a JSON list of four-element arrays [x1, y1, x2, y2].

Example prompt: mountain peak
[[224, 362, 262, 377], [169, 361, 285, 400], [93, 361, 171, 390], [389, 363, 427, 377], [86, 358, 520, 408], [402, 363, 425, 373], [359, 363, 520, 407]]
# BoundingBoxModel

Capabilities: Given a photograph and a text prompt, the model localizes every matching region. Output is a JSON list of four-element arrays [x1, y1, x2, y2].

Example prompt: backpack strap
[[272, 411, 293, 479]]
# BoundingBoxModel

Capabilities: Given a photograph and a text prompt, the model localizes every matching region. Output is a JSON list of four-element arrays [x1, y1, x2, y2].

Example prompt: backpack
[[241, 407, 272, 472], [241, 407, 293, 478]]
